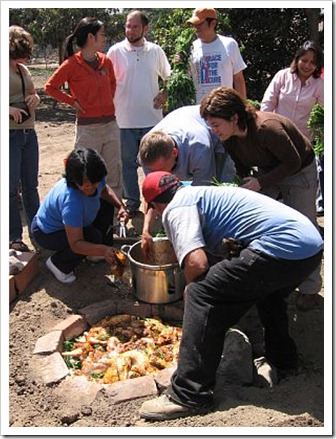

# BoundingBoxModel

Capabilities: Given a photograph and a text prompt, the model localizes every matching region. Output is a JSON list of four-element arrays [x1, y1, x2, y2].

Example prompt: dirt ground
[[7, 69, 329, 433]]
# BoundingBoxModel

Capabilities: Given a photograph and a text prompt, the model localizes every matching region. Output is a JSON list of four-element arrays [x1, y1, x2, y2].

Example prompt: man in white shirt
[[187, 8, 247, 104], [107, 10, 171, 217]]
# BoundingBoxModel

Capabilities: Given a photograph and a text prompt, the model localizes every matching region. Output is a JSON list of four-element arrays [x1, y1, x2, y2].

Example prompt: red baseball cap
[[187, 8, 217, 25], [142, 171, 180, 204]]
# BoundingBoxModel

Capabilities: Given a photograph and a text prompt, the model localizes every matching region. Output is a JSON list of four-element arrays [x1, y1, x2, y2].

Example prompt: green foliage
[[247, 99, 261, 110], [211, 176, 243, 187], [307, 104, 324, 155], [9, 7, 323, 102], [63, 340, 74, 351], [9, 8, 121, 63], [166, 70, 196, 113]]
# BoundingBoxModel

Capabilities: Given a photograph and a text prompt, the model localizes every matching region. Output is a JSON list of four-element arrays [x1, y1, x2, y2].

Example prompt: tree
[[9, 8, 121, 64], [9, 7, 323, 101]]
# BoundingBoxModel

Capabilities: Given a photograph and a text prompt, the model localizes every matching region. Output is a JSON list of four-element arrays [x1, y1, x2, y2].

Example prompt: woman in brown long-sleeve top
[[200, 87, 321, 310]]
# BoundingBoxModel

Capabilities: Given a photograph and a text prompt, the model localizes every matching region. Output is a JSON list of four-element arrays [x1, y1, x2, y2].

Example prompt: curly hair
[[9, 25, 34, 60]]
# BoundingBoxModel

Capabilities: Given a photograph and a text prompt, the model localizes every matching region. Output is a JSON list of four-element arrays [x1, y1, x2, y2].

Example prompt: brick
[[52, 314, 88, 340], [31, 352, 69, 385], [9, 275, 17, 303], [79, 300, 117, 326], [14, 252, 38, 295], [160, 302, 184, 322], [33, 330, 64, 355], [216, 328, 253, 385], [154, 363, 177, 391], [117, 301, 152, 317], [104, 375, 158, 404], [54, 375, 103, 406]]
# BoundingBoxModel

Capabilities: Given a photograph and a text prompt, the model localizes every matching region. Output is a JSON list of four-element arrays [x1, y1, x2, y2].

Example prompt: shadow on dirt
[[36, 91, 76, 124]]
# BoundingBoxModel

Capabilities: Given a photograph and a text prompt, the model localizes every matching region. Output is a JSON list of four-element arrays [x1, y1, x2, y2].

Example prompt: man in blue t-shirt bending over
[[138, 171, 323, 421]]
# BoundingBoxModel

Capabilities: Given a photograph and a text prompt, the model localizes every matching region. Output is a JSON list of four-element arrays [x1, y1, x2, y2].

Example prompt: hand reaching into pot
[[141, 232, 155, 263]]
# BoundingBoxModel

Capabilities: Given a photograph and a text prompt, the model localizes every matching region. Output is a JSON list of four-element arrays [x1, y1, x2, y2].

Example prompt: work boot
[[139, 394, 211, 421]]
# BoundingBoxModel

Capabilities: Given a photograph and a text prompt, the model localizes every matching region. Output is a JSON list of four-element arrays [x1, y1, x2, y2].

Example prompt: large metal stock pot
[[122, 238, 185, 304]]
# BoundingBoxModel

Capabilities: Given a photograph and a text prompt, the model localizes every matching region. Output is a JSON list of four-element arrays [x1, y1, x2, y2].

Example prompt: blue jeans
[[31, 200, 115, 273], [31, 217, 102, 274], [120, 127, 152, 210], [9, 129, 40, 241], [166, 248, 323, 408]]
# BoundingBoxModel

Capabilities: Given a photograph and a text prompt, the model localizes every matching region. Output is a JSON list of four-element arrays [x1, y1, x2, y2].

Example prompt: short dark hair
[[64, 148, 107, 188], [290, 41, 324, 78]]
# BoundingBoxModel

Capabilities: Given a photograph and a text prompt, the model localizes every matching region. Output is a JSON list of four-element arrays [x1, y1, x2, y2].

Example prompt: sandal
[[9, 240, 30, 252]]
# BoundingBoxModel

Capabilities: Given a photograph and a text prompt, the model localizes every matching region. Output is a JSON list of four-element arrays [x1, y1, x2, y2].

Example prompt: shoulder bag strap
[[16, 65, 26, 98]]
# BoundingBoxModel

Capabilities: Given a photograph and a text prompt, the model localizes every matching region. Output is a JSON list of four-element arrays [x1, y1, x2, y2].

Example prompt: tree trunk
[[304, 8, 321, 43]]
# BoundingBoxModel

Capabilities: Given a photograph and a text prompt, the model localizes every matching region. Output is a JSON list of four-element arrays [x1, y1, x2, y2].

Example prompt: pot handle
[[121, 244, 131, 255]]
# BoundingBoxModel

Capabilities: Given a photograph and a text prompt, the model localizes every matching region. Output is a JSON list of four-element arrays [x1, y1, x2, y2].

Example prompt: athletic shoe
[[46, 257, 76, 283]]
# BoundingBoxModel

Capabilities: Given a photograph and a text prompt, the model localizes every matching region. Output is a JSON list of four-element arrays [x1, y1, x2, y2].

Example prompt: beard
[[126, 29, 145, 44]]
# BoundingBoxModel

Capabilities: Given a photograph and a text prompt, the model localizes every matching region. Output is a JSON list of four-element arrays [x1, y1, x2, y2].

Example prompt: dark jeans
[[31, 200, 115, 273], [166, 248, 323, 408], [10, 129, 40, 241]]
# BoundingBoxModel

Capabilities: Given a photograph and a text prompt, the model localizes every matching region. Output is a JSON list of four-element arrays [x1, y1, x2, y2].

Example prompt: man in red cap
[[138, 171, 323, 420], [186, 8, 247, 103]]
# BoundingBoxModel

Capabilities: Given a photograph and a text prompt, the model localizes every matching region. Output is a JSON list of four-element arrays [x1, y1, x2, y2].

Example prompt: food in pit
[[62, 314, 182, 383]]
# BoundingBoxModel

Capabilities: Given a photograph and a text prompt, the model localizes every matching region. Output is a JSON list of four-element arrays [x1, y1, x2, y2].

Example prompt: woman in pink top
[[261, 41, 323, 138], [261, 41, 324, 310]]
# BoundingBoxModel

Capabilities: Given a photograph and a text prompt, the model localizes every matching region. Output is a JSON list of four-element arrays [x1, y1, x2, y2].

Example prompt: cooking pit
[[61, 314, 182, 384], [31, 296, 185, 408]]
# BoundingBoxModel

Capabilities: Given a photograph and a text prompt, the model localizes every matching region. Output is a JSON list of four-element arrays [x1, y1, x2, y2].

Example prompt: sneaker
[[46, 257, 76, 283], [253, 356, 278, 388], [139, 394, 211, 421]]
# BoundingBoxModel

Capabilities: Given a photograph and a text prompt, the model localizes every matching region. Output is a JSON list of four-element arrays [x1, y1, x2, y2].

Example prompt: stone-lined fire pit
[[30, 299, 184, 407], [30, 296, 254, 410]]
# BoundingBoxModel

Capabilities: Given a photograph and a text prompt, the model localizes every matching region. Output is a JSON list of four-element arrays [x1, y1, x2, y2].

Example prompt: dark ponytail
[[64, 17, 103, 59]]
